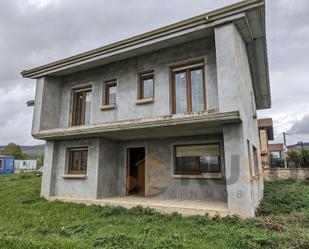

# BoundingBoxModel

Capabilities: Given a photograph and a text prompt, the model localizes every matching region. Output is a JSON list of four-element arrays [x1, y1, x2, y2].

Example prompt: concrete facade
[[25, 1, 270, 217]]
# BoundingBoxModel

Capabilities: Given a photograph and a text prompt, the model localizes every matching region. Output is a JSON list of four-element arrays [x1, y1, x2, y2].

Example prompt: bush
[[287, 149, 309, 168], [271, 158, 285, 168]]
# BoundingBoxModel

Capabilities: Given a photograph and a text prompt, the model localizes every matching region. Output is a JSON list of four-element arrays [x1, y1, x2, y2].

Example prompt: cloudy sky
[[0, 0, 308, 146]]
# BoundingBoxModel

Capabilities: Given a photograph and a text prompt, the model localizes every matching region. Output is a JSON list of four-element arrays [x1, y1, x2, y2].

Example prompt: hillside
[[0, 144, 45, 159]]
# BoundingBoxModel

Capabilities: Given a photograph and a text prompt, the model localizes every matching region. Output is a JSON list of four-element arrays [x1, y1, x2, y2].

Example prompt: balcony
[[33, 111, 241, 140]]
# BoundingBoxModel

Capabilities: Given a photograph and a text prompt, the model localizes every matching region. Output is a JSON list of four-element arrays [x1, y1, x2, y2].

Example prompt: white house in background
[[15, 160, 37, 170]]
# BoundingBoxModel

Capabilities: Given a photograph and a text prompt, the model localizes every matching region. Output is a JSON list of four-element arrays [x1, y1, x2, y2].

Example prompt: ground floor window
[[67, 147, 88, 175], [174, 144, 221, 175]]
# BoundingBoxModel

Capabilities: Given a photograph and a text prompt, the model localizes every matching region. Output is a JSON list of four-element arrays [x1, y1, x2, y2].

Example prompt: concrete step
[[48, 196, 230, 217]]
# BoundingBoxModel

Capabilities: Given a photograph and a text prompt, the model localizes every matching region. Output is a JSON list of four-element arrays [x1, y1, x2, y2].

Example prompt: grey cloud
[[288, 115, 309, 134], [0, 0, 308, 145]]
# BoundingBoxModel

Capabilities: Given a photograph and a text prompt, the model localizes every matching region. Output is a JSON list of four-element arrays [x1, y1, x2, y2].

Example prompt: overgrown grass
[[0, 173, 308, 249], [257, 180, 309, 216]]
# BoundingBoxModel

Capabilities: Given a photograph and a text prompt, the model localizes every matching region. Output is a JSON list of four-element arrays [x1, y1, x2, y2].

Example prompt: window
[[172, 62, 206, 114], [139, 71, 154, 99], [253, 146, 259, 176], [174, 144, 221, 175], [0, 160, 3, 170], [104, 80, 117, 105], [67, 148, 88, 175], [247, 140, 253, 177], [72, 86, 92, 126]]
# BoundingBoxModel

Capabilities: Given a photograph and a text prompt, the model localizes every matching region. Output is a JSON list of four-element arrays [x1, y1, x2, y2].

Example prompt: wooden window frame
[[104, 79, 117, 106], [71, 85, 92, 126], [247, 140, 253, 178], [174, 143, 221, 176], [67, 147, 88, 175], [252, 145, 259, 177], [171, 61, 206, 114], [138, 71, 154, 99]]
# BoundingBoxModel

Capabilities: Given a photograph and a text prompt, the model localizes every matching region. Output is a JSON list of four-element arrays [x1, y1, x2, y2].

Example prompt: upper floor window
[[67, 147, 88, 175], [139, 71, 154, 99], [72, 86, 92, 126], [172, 61, 206, 114], [174, 144, 221, 175], [253, 146, 259, 176], [104, 80, 117, 105]]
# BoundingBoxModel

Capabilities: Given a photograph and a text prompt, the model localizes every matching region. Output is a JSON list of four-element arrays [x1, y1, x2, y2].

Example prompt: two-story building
[[22, 0, 271, 217]]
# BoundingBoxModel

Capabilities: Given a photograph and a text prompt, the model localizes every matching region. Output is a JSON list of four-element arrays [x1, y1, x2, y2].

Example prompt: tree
[[37, 153, 44, 168], [1, 143, 26, 159], [287, 149, 309, 168]]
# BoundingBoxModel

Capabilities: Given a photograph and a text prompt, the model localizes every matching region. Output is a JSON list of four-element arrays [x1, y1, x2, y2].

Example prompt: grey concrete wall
[[51, 139, 100, 199], [41, 141, 57, 197], [33, 37, 218, 130], [97, 138, 119, 198], [118, 135, 227, 202], [42, 135, 227, 202], [215, 23, 263, 217], [32, 76, 62, 134]]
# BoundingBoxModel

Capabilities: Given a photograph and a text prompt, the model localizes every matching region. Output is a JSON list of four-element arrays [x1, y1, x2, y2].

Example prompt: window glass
[[81, 150, 88, 172], [84, 91, 92, 124], [72, 87, 92, 126], [0, 160, 3, 170], [175, 144, 220, 175], [143, 78, 154, 98], [190, 69, 204, 112], [105, 82, 117, 105], [172, 63, 205, 114], [200, 156, 220, 173], [253, 146, 259, 176], [75, 92, 83, 126], [70, 150, 80, 172], [176, 157, 198, 174], [175, 72, 187, 114], [68, 148, 88, 174]]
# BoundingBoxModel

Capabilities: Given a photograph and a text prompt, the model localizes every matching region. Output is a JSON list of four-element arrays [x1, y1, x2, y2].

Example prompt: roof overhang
[[21, 0, 270, 109], [258, 118, 274, 140], [33, 111, 241, 140]]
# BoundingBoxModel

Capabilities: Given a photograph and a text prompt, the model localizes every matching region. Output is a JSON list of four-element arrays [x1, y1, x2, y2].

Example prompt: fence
[[263, 168, 309, 181]]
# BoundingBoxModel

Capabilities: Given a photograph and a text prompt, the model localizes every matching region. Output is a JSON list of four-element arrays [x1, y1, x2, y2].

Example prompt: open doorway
[[126, 147, 145, 196]]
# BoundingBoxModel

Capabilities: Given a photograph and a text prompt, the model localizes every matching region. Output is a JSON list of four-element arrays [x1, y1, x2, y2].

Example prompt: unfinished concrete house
[[22, 0, 270, 217]]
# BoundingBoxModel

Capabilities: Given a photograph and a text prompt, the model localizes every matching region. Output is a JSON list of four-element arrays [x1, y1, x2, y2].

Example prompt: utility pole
[[283, 132, 287, 168]]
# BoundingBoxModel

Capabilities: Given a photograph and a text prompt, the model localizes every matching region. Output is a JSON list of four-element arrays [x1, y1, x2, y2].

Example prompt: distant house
[[269, 143, 287, 159], [0, 156, 15, 175], [258, 118, 274, 168], [15, 160, 37, 170]]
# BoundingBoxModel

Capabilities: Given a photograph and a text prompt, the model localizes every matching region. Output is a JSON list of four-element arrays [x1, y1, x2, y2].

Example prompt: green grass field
[[0, 174, 308, 249]]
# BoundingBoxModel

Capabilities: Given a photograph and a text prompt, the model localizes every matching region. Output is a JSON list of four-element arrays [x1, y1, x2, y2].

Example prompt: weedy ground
[[0, 173, 308, 249]]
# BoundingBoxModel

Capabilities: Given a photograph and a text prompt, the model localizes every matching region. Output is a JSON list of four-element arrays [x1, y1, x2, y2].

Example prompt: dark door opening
[[127, 147, 145, 196]]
